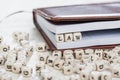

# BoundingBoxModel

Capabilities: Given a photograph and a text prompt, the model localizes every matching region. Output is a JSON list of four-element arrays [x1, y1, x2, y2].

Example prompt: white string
[[0, 10, 32, 23]]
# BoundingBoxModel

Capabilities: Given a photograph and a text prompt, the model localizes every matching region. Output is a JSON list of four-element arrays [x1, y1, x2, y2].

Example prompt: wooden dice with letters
[[63, 50, 73, 58], [95, 49, 103, 60], [52, 50, 62, 59], [74, 49, 84, 60], [80, 69, 91, 80], [111, 65, 120, 78], [62, 64, 73, 75], [73, 32, 82, 41], [56, 34, 64, 42], [47, 56, 56, 67], [101, 71, 112, 80], [95, 61, 105, 72], [65, 33, 73, 42], [102, 49, 110, 60], [4, 61, 14, 71], [36, 42, 47, 52], [36, 61, 45, 73], [24, 46, 34, 57], [38, 52, 48, 63], [53, 59, 64, 70], [90, 71, 101, 80], [75, 63, 86, 74], [0, 44, 10, 53], [12, 62, 22, 74], [22, 66, 32, 77], [90, 55, 99, 62], [12, 32, 22, 41]]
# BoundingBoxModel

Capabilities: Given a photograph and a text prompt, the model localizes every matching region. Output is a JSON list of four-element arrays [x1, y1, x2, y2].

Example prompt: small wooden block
[[65, 33, 73, 42], [80, 69, 91, 80], [52, 50, 62, 59], [90, 71, 101, 80], [36, 61, 45, 73], [36, 42, 47, 52], [74, 63, 86, 74], [62, 64, 73, 75], [101, 71, 112, 80], [22, 66, 32, 77], [53, 59, 64, 70], [12, 62, 22, 74], [102, 49, 111, 60], [74, 49, 84, 60], [38, 52, 48, 63], [63, 50, 73, 58], [95, 61, 105, 72], [0, 44, 10, 52], [73, 32, 82, 41], [47, 56, 56, 66], [95, 49, 103, 60], [12, 32, 21, 41], [4, 61, 14, 71], [56, 34, 64, 42]]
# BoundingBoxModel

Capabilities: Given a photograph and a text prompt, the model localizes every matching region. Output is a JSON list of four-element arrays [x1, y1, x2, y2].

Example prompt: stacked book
[[33, 2, 120, 51]]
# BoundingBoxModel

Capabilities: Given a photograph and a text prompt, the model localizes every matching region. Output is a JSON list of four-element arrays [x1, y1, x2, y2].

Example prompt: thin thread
[[0, 10, 32, 23]]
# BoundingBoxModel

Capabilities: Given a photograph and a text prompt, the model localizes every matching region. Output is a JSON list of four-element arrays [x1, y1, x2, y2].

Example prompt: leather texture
[[38, 2, 120, 22]]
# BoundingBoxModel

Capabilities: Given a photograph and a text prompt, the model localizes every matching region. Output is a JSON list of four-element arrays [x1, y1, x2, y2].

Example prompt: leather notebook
[[37, 2, 120, 22], [33, 2, 120, 51]]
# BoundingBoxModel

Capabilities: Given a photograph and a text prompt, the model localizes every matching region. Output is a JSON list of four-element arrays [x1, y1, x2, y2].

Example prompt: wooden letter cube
[[63, 50, 73, 58], [62, 64, 73, 75], [101, 71, 112, 80], [12, 32, 21, 41], [53, 59, 64, 70], [47, 56, 56, 66], [22, 66, 32, 77], [75, 63, 85, 74], [74, 49, 84, 60], [56, 34, 64, 42], [95, 49, 103, 60], [4, 61, 14, 71], [80, 69, 91, 80], [38, 53, 48, 63], [90, 71, 101, 80], [0, 44, 10, 52], [36, 61, 45, 73], [95, 61, 105, 72], [12, 62, 22, 74], [73, 32, 82, 41], [65, 33, 73, 42], [52, 50, 62, 59], [36, 42, 47, 52]]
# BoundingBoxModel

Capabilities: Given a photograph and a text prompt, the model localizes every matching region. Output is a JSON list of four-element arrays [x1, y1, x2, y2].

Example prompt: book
[[33, 2, 120, 51]]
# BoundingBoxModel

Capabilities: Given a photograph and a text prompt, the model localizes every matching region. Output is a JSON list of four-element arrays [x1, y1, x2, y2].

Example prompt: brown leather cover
[[33, 9, 120, 51], [37, 2, 120, 22]]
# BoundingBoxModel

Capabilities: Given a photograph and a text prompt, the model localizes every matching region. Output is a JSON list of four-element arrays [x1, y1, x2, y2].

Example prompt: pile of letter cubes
[[0, 32, 120, 80]]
